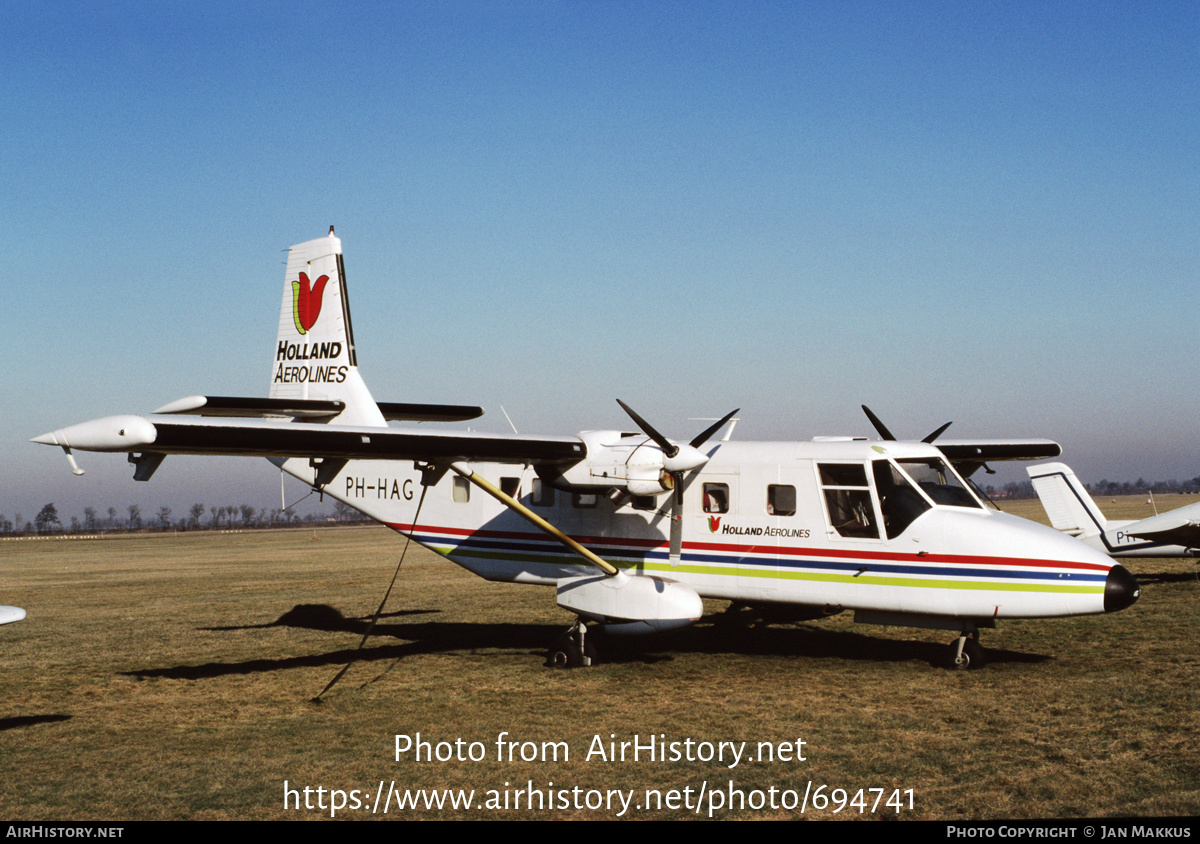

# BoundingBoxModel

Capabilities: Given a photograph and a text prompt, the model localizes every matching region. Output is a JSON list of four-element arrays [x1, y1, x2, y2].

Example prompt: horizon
[[5, 3, 1197, 521]]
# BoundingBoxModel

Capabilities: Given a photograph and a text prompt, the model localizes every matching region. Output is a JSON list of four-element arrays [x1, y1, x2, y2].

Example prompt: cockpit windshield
[[894, 458, 982, 509], [871, 456, 982, 538], [872, 460, 928, 538]]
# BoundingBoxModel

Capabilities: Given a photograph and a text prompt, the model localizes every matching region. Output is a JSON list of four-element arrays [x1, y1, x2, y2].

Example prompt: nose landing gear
[[949, 633, 985, 670]]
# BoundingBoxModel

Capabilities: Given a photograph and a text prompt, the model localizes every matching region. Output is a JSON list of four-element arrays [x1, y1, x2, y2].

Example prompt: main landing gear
[[948, 632, 985, 670], [549, 619, 600, 668]]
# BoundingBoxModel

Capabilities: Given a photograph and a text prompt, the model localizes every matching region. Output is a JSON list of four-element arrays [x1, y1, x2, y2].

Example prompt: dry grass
[[0, 508, 1196, 820]]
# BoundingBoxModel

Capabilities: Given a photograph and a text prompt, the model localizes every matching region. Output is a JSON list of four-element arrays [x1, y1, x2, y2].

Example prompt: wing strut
[[446, 462, 621, 577]]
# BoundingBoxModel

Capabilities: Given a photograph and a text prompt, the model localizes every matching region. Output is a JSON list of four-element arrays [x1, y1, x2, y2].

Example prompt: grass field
[[1, 498, 1197, 820]]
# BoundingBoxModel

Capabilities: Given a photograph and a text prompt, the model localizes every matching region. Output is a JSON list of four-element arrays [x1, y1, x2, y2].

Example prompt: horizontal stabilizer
[[378, 402, 485, 422], [154, 395, 484, 423], [1122, 504, 1200, 548], [155, 395, 344, 418]]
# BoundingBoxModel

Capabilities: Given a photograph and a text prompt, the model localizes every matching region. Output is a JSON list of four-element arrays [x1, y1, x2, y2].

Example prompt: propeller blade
[[615, 400, 735, 563], [922, 420, 953, 443], [670, 470, 684, 560], [861, 405, 896, 441], [689, 407, 740, 449], [616, 399, 678, 458], [864, 405, 952, 445]]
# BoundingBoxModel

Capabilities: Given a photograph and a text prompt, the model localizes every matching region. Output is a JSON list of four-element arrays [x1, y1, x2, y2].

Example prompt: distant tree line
[[952, 475, 1200, 502], [1, 501, 371, 535]]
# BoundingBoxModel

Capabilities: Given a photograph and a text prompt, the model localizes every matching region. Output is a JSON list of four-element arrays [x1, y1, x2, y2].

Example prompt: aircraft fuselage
[[281, 437, 1132, 628]]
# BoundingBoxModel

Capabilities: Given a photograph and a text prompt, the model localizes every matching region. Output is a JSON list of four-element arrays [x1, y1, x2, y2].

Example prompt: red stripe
[[687, 540, 1108, 572]]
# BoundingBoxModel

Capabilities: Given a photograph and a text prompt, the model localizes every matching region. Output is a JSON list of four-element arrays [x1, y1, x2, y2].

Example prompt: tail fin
[[270, 230, 386, 427], [1027, 462, 1107, 538]]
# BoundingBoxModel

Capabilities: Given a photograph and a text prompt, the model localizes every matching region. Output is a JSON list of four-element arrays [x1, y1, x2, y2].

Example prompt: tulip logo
[[292, 272, 330, 335], [708, 516, 721, 533]]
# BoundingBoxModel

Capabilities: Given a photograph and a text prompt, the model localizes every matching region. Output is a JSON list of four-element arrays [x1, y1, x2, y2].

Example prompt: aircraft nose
[[1104, 564, 1139, 613]]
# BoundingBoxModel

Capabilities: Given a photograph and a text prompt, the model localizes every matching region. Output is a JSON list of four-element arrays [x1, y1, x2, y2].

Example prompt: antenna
[[500, 406, 519, 434]]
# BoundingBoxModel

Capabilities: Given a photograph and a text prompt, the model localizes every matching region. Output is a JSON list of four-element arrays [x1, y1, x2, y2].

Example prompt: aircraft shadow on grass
[[1127, 568, 1200, 586], [0, 714, 72, 732], [119, 602, 1049, 682]]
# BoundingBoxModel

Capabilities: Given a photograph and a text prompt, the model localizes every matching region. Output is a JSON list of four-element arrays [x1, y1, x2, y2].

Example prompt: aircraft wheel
[[548, 633, 599, 669], [948, 637, 984, 670], [549, 640, 574, 669], [963, 638, 984, 669]]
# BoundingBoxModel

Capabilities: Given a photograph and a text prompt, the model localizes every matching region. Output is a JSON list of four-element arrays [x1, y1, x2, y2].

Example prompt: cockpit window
[[894, 458, 981, 509], [817, 463, 879, 539], [872, 460, 931, 538]]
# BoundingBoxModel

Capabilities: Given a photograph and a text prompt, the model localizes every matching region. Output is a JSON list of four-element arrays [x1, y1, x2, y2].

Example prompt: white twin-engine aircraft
[[1029, 462, 1200, 558], [34, 231, 1139, 670]]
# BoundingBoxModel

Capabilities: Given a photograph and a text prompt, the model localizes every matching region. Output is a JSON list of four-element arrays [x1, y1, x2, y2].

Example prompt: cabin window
[[817, 463, 879, 539], [767, 484, 796, 517], [872, 460, 930, 538], [703, 483, 729, 514], [452, 475, 470, 503], [531, 479, 554, 507], [500, 477, 520, 498], [573, 493, 598, 508]]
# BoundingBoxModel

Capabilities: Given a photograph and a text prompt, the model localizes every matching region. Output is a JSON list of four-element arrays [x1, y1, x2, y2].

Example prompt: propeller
[[616, 400, 739, 560], [862, 405, 952, 444]]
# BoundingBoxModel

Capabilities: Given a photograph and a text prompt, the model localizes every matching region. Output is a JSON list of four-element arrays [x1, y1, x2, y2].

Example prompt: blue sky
[[3, 1, 1197, 524]]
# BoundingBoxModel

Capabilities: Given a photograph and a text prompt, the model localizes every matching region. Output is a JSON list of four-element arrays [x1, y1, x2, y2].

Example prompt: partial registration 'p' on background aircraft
[[33, 230, 1139, 670]]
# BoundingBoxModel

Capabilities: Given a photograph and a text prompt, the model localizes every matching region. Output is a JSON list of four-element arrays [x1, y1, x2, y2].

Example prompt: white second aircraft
[[33, 231, 1139, 669], [1028, 462, 1200, 558]]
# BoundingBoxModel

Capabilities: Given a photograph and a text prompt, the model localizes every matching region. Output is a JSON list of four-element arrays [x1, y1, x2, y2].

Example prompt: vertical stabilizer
[[1027, 462, 1106, 538], [270, 231, 386, 427]]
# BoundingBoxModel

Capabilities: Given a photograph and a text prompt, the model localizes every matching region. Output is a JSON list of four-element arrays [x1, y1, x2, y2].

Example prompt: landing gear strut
[[549, 619, 599, 668], [948, 632, 985, 670]]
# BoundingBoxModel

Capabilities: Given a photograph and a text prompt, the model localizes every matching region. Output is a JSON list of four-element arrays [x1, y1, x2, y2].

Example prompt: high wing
[[933, 439, 1062, 478], [859, 405, 1060, 477], [32, 413, 584, 466]]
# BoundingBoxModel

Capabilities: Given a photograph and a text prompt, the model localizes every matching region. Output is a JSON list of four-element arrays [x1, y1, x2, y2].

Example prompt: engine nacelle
[[624, 472, 673, 497], [537, 430, 700, 496]]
